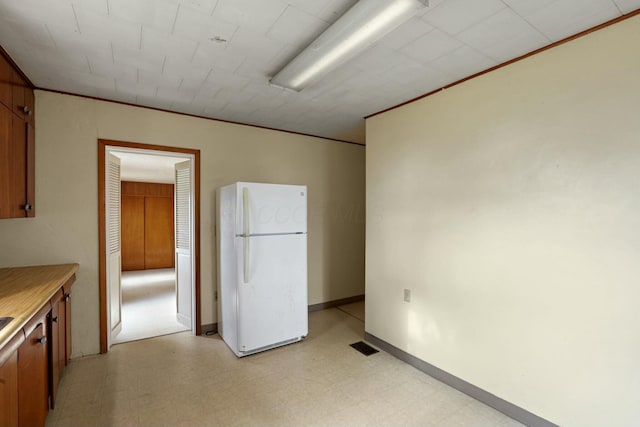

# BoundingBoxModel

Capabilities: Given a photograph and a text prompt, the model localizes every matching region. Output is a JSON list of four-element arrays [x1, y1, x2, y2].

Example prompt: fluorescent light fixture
[[270, 0, 428, 92]]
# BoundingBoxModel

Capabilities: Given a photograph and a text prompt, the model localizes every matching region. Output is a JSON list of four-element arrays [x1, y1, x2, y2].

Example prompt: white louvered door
[[175, 160, 192, 328], [106, 153, 122, 346]]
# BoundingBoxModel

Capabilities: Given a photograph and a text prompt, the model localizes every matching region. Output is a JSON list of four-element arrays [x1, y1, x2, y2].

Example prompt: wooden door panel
[[122, 181, 173, 197], [18, 321, 48, 427], [25, 122, 34, 216], [48, 299, 60, 409], [0, 105, 10, 218], [65, 294, 72, 364], [0, 348, 18, 427], [10, 70, 24, 118], [0, 56, 11, 109], [145, 196, 175, 269], [9, 115, 26, 218], [24, 88, 34, 125], [121, 195, 145, 271]]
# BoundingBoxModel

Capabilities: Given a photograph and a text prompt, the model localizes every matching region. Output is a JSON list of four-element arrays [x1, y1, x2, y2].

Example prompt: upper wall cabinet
[[0, 50, 35, 219]]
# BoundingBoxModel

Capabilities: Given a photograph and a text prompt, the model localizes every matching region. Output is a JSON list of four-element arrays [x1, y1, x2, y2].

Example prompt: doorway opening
[[115, 154, 189, 344], [98, 139, 201, 353]]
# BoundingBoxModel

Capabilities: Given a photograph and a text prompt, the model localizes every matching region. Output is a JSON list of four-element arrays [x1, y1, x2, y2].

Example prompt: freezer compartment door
[[237, 234, 308, 353], [236, 182, 307, 235]]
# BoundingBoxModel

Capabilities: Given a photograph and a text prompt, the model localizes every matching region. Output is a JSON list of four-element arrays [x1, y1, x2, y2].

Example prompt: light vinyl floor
[[114, 268, 189, 344], [46, 305, 523, 427]]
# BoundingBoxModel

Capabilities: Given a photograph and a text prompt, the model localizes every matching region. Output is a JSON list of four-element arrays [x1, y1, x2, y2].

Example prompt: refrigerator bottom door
[[237, 233, 308, 354]]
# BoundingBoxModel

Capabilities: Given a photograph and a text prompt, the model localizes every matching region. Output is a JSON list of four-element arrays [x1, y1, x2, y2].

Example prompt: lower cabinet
[[0, 278, 74, 427], [0, 333, 22, 427], [18, 304, 50, 427], [48, 289, 62, 409], [48, 277, 72, 409], [63, 279, 73, 366]]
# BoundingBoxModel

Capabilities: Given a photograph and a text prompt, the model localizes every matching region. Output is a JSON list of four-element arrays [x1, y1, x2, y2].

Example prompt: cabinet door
[[10, 70, 24, 118], [121, 194, 145, 271], [0, 56, 10, 108], [0, 105, 9, 218], [23, 88, 34, 126], [25, 121, 34, 217], [9, 115, 26, 218], [64, 290, 72, 364], [48, 297, 61, 409], [18, 321, 49, 427], [145, 196, 175, 269], [57, 296, 67, 370], [0, 343, 19, 427]]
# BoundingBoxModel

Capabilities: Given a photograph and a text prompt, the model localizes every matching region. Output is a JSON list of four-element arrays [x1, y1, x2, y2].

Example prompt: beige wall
[[366, 16, 640, 427], [0, 91, 365, 357]]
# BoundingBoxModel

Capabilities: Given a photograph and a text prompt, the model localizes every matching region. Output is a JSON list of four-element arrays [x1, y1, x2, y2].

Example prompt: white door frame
[[105, 145, 196, 347]]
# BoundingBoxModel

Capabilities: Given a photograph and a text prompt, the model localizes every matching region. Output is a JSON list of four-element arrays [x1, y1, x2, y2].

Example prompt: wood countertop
[[0, 263, 79, 351]]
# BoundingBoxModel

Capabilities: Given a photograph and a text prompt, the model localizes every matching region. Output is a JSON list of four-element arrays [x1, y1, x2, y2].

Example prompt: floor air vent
[[350, 341, 379, 356]]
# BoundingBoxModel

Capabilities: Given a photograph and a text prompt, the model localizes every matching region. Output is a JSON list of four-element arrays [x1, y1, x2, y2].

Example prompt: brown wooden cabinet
[[10, 114, 27, 217], [0, 333, 23, 427], [0, 105, 10, 218], [48, 290, 62, 409], [0, 266, 77, 426], [121, 181, 175, 271], [0, 351, 19, 427], [10, 70, 25, 118], [47, 276, 74, 409], [144, 195, 174, 269], [62, 279, 73, 367], [122, 194, 146, 270], [18, 304, 50, 427], [0, 55, 11, 109], [0, 50, 35, 219]]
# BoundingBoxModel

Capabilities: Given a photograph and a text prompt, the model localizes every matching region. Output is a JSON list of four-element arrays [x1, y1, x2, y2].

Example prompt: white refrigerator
[[217, 182, 308, 357]]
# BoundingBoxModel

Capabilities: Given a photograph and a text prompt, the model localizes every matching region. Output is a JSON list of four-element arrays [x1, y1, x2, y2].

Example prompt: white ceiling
[[0, 0, 637, 144], [114, 151, 186, 183]]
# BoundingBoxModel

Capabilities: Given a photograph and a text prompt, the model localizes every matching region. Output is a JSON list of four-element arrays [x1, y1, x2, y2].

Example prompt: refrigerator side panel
[[218, 184, 239, 353], [236, 182, 307, 235], [237, 234, 308, 354]]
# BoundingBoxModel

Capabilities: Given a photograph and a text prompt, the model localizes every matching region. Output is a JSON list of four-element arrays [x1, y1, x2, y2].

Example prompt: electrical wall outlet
[[404, 288, 411, 303]]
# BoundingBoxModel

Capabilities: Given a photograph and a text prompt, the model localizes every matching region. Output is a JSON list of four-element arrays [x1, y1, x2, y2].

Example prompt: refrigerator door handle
[[244, 237, 250, 283], [243, 187, 250, 236], [243, 187, 250, 283]]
